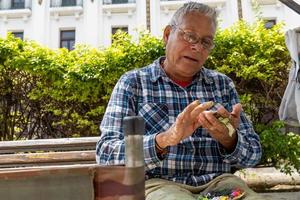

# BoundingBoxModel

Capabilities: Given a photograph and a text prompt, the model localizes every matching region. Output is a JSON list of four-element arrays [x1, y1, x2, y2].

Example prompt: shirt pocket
[[138, 103, 169, 135]]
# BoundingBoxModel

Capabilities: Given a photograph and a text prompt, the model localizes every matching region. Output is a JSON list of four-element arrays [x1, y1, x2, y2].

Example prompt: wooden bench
[[0, 137, 99, 168], [0, 137, 145, 200], [0, 117, 145, 200], [0, 164, 145, 200]]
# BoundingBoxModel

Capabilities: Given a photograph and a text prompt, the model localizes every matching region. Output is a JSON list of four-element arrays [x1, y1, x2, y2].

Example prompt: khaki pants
[[146, 174, 269, 200]]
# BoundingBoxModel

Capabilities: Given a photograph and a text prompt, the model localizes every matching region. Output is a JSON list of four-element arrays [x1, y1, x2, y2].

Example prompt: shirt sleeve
[[95, 72, 163, 170], [218, 79, 262, 168]]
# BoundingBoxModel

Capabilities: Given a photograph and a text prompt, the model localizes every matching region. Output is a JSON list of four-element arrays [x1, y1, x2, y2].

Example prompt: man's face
[[163, 12, 216, 81]]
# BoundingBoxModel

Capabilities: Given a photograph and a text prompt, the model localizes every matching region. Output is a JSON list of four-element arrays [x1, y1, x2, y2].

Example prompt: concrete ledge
[[234, 167, 300, 199], [260, 191, 300, 200], [234, 167, 300, 190]]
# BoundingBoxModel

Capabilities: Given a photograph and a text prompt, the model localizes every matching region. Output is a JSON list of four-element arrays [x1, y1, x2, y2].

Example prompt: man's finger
[[231, 103, 242, 117], [191, 101, 214, 119], [179, 100, 200, 119], [198, 112, 213, 127], [183, 100, 200, 116], [177, 100, 200, 124], [216, 106, 230, 118]]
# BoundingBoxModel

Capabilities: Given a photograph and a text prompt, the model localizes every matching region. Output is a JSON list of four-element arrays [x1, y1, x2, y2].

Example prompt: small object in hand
[[213, 112, 235, 137]]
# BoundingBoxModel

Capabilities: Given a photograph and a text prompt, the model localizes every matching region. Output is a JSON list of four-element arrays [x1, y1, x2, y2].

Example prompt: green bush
[[0, 22, 290, 137], [206, 20, 290, 124], [257, 121, 300, 175], [0, 31, 164, 140]]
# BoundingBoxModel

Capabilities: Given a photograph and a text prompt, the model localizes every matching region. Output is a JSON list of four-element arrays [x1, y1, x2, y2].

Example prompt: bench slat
[[0, 150, 96, 168], [0, 137, 99, 153]]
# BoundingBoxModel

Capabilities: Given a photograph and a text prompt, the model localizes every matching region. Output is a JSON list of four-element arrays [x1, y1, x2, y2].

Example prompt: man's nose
[[190, 42, 204, 52]]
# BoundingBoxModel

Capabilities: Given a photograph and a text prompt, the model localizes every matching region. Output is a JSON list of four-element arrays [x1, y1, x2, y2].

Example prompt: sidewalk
[[260, 191, 300, 200], [235, 167, 300, 189]]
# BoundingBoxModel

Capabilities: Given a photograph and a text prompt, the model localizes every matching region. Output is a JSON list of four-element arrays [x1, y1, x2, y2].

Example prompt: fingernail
[[207, 101, 214, 107]]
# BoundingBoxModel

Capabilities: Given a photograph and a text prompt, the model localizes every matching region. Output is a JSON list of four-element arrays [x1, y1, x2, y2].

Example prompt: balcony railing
[[0, 0, 31, 10], [50, 0, 83, 7], [256, 0, 278, 5], [160, 0, 226, 12], [103, 0, 136, 5], [49, 0, 83, 20]]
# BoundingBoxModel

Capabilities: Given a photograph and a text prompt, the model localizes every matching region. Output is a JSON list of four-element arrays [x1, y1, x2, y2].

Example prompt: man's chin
[[178, 64, 203, 73], [177, 70, 201, 80]]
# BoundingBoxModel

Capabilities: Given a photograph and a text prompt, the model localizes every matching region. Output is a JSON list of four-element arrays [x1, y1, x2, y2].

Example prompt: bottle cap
[[123, 116, 145, 136]]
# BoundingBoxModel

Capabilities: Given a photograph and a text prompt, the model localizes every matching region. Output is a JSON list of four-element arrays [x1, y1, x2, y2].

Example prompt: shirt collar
[[149, 56, 169, 82], [150, 56, 214, 85]]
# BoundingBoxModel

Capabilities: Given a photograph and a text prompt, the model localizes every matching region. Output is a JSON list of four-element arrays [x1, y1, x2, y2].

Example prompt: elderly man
[[96, 2, 263, 200]]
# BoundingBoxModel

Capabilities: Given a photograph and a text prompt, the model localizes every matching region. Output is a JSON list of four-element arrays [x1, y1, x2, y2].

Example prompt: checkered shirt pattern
[[96, 57, 262, 186]]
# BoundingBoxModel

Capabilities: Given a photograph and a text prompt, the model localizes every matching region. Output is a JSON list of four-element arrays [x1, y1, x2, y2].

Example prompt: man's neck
[[160, 58, 194, 85], [173, 79, 192, 87]]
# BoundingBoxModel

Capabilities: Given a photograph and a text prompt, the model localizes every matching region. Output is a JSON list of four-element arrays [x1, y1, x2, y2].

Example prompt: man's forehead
[[178, 13, 216, 35]]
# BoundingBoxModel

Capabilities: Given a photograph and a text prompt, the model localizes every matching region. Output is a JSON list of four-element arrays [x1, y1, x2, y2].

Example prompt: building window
[[264, 19, 276, 29], [112, 26, 128, 35], [11, 31, 24, 40], [61, 0, 77, 7], [103, 0, 136, 5], [60, 30, 75, 51], [111, 26, 128, 42], [112, 0, 128, 4], [11, 0, 25, 9]]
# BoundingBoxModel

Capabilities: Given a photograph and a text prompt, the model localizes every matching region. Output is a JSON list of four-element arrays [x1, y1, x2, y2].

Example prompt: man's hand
[[156, 100, 213, 149], [197, 103, 242, 151]]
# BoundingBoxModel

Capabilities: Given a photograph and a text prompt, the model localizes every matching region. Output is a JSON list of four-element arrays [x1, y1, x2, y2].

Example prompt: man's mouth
[[183, 56, 198, 62]]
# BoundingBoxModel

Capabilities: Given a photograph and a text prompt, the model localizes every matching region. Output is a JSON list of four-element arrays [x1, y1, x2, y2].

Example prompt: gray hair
[[169, 2, 217, 29]]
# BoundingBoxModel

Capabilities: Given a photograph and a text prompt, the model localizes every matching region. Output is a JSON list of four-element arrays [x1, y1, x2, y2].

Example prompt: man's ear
[[163, 25, 172, 45]]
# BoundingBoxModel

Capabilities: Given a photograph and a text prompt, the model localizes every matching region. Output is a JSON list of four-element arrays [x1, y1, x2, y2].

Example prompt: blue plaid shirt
[[96, 57, 262, 186]]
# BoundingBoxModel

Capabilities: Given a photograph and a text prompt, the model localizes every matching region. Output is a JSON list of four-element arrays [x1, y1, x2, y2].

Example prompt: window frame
[[61, 0, 77, 7], [11, 0, 25, 9], [11, 31, 24, 40], [264, 18, 277, 29], [60, 29, 76, 51], [111, 26, 129, 43]]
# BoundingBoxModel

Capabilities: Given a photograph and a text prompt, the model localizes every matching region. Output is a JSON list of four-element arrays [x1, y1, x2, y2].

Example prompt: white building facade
[[0, 0, 299, 49]]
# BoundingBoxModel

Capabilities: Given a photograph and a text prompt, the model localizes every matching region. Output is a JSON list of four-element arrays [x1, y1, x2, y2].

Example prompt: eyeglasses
[[172, 26, 215, 51]]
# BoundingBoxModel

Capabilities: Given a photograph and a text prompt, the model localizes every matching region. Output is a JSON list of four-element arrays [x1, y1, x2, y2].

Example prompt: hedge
[[0, 31, 164, 140]]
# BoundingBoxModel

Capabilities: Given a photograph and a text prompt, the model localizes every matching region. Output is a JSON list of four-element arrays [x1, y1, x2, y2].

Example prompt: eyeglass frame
[[171, 25, 215, 51]]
